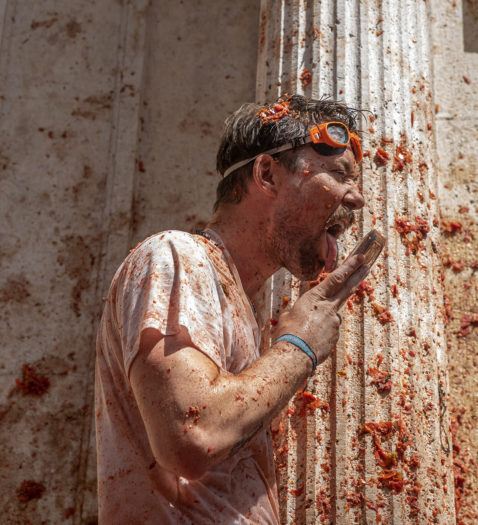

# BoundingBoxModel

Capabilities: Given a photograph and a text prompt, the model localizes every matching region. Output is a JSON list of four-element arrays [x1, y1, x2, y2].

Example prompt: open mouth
[[326, 221, 346, 239], [323, 217, 350, 272]]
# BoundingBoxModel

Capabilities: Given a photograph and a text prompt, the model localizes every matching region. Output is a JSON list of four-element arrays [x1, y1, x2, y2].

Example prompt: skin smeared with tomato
[[264, 145, 364, 281]]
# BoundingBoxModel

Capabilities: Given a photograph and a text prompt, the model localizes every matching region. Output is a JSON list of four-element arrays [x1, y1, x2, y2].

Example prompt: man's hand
[[276, 254, 368, 363]]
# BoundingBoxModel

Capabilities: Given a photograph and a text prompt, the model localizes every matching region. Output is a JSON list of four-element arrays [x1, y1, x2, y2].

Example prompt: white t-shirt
[[95, 230, 280, 524]]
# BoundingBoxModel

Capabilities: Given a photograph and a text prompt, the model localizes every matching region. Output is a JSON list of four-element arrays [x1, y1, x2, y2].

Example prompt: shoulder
[[133, 230, 200, 251], [122, 231, 215, 281], [128, 230, 206, 262]]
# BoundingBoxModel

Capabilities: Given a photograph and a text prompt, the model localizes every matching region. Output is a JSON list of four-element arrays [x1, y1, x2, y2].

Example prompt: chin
[[288, 262, 325, 281]]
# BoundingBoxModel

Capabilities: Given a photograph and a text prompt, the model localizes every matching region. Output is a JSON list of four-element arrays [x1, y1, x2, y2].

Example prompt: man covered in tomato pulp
[[95, 95, 368, 524]]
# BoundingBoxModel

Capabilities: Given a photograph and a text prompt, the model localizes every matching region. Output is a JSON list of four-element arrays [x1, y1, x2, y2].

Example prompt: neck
[[206, 206, 278, 298]]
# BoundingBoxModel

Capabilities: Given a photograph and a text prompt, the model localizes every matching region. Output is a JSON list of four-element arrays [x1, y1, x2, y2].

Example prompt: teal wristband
[[275, 334, 318, 372]]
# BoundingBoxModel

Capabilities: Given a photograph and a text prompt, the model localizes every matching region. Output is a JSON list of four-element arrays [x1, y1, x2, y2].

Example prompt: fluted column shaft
[[257, 1, 456, 523]]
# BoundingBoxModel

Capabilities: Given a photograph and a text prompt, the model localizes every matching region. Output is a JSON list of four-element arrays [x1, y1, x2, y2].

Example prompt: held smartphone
[[344, 229, 386, 269]]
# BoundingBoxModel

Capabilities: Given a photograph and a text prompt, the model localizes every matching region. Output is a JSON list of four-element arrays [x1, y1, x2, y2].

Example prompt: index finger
[[332, 264, 370, 310]]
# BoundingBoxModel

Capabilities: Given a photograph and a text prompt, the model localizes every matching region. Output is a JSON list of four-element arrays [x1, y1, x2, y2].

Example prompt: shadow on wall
[[463, 0, 478, 52]]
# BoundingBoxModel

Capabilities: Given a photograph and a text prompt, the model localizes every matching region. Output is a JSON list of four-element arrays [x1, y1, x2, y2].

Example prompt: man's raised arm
[[130, 253, 367, 480]]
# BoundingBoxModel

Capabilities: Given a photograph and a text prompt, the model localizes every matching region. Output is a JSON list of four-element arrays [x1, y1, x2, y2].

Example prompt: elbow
[[174, 455, 209, 481], [173, 445, 209, 481], [154, 426, 220, 481]]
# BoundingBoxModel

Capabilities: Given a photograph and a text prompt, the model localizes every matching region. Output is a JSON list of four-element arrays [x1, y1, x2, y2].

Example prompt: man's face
[[268, 144, 365, 280]]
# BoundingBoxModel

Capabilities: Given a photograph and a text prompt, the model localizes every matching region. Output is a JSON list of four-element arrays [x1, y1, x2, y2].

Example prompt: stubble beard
[[268, 209, 325, 281], [268, 205, 354, 280]]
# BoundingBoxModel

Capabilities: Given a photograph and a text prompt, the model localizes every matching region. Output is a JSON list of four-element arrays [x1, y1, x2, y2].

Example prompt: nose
[[343, 183, 365, 210]]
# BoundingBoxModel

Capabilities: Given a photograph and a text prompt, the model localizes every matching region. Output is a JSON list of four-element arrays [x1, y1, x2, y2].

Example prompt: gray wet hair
[[214, 94, 362, 212]]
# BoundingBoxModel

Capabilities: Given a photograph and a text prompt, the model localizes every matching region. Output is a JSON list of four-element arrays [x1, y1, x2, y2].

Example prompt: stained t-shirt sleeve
[[115, 231, 226, 376]]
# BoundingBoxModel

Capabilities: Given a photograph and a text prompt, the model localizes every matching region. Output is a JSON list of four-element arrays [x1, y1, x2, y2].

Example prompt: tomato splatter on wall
[[13, 365, 50, 397], [394, 216, 430, 255], [367, 366, 392, 393], [299, 69, 312, 88], [374, 148, 390, 166], [17, 480, 45, 502]]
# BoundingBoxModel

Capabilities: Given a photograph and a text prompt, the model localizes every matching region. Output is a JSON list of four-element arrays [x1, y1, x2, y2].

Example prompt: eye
[[333, 170, 347, 180], [337, 170, 358, 184]]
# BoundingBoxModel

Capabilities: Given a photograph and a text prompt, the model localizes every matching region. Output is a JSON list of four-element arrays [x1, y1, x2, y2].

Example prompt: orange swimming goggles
[[223, 121, 362, 177], [309, 122, 363, 163]]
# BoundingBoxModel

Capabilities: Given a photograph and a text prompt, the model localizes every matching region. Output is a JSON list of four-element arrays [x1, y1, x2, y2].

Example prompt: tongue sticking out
[[325, 232, 338, 272]]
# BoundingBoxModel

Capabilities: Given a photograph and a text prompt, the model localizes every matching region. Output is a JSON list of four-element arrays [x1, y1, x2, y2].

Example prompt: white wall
[[0, 1, 259, 522]]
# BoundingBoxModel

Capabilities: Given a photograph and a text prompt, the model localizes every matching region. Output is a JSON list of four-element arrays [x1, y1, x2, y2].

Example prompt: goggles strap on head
[[222, 123, 361, 177], [222, 141, 300, 178]]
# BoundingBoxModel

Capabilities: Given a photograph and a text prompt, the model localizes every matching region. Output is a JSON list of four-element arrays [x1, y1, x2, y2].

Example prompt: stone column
[[257, 1, 456, 523]]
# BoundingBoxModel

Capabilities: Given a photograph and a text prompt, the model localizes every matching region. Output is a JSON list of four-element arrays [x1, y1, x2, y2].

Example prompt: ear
[[252, 154, 281, 198]]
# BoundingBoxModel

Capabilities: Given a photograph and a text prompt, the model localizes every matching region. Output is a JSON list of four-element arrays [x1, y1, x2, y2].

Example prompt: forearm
[[178, 340, 313, 473]]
